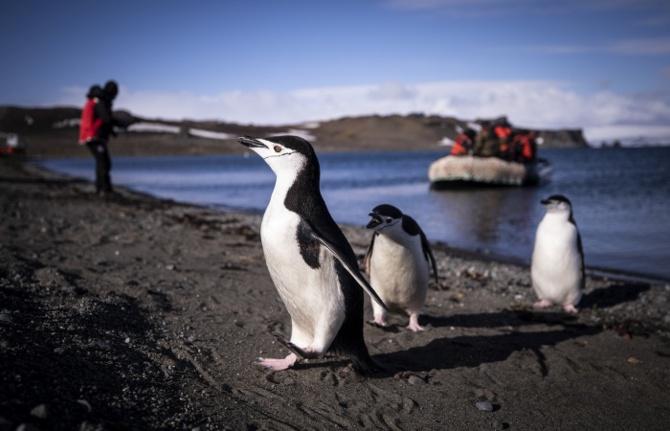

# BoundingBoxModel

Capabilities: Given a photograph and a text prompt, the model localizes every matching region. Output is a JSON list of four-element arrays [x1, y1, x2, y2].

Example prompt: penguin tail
[[347, 348, 386, 376]]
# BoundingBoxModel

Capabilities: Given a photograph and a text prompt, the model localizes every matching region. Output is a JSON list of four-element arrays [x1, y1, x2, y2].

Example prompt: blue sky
[[1, 0, 669, 140]]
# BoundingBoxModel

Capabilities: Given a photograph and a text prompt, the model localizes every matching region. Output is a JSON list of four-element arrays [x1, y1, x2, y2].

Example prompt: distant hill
[[0, 105, 589, 157]]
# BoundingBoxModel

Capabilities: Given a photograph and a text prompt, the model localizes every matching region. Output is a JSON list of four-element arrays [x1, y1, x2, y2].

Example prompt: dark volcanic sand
[[1, 158, 670, 430]]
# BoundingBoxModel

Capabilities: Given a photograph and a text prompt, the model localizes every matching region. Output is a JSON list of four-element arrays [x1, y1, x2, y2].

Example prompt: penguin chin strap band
[[262, 151, 297, 160]]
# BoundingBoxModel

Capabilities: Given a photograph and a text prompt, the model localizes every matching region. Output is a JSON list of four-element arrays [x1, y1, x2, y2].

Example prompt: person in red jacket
[[450, 128, 476, 156], [515, 131, 537, 163], [494, 121, 513, 160], [79, 80, 118, 194]]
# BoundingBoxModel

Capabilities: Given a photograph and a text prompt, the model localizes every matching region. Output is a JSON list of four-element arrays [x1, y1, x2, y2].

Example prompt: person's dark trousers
[[85, 140, 113, 193]]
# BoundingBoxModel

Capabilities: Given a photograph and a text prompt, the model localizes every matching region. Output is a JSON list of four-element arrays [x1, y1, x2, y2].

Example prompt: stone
[[475, 400, 494, 412], [30, 403, 48, 419]]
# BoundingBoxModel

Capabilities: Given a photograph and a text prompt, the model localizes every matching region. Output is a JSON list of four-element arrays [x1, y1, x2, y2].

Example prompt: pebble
[[77, 399, 92, 412], [166, 264, 175, 271], [626, 356, 641, 365], [124, 337, 131, 344], [0, 313, 11, 323], [475, 400, 494, 412], [30, 403, 48, 419], [408, 375, 424, 385]]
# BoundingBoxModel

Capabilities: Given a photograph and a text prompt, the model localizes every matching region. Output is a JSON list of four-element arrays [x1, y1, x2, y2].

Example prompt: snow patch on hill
[[127, 122, 180, 134], [188, 128, 234, 140]]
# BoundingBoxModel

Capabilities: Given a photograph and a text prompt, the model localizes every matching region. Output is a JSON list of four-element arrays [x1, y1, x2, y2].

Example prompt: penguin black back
[[278, 136, 380, 372]]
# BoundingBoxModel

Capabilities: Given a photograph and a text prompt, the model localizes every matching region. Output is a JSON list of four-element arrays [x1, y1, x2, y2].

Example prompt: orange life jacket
[[450, 134, 470, 156], [494, 126, 512, 140], [516, 134, 535, 161], [78, 98, 103, 144]]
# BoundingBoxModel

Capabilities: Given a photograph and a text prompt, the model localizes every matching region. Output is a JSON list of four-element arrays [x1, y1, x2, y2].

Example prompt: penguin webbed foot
[[407, 313, 426, 332], [563, 304, 579, 314], [533, 299, 553, 309], [256, 353, 298, 371], [406, 322, 426, 332], [274, 335, 320, 359]]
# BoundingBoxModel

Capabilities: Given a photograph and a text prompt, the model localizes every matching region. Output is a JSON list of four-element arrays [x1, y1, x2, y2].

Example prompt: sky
[[1, 0, 669, 141]]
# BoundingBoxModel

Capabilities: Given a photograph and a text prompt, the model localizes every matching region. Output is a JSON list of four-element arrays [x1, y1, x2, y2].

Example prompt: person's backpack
[[78, 87, 103, 144]]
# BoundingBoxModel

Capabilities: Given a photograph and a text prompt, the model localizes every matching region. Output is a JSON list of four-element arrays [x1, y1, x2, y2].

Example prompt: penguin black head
[[239, 135, 317, 177], [541, 194, 573, 214], [367, 204, 403, 230]]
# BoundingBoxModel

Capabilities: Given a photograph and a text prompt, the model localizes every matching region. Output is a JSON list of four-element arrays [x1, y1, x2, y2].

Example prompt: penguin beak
[[540, 198, 551, 205], [366, 213, 382, 229], [238, 136, 267, 149]]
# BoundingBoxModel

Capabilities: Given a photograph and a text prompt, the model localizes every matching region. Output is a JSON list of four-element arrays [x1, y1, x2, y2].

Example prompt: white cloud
[[55, 80, 670, 141], [529, 37, 670, 55], [610, 37, 670, 55]]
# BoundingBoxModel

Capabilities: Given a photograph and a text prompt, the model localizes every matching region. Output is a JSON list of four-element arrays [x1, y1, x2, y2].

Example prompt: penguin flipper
[[303, 220, 389, 311], [576, 231, 585, 290], [420, 230, 439, 285]]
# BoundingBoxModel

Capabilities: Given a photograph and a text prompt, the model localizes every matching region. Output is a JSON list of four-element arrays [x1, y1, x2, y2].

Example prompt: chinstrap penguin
[[364, 204, 438, 331], [239, 135, 387, 373], [531, 194, 584, 314]]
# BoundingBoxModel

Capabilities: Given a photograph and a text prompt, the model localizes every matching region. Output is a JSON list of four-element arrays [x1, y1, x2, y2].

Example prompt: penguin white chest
[[260, 200, 344, 335], [369, 234, 428, 312], [531, 215, 582, 304]]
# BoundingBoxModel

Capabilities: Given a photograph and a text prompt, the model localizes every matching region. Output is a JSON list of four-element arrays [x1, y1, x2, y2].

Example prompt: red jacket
[[450, 133, 472, 156], [78, 98, 103, 144]]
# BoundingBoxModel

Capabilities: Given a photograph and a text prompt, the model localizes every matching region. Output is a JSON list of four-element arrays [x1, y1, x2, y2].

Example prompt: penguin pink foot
[[533, 299, 552, 309], [563, 304, 578, 314], [256, 353, 297, 371], [368, 315, 389, 328], [407, 313, 425, 332]]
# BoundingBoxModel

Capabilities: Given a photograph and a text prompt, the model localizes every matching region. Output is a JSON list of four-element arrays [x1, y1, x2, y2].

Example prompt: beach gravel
[[1, 158, 670, 430]]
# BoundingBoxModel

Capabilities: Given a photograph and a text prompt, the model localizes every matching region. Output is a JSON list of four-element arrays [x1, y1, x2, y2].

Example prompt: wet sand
[[1, 158, 670, 430]]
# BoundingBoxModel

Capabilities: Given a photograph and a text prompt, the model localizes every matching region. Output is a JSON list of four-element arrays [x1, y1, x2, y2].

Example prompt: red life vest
[[494, 126, 512, 140], [450, 133, 470, 156], [516, 134, 535, 161], [78, 98, 103, 144]]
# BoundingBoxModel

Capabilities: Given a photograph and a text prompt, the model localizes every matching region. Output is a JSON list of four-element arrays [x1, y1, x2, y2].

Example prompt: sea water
[[39, 147, 670, 280]]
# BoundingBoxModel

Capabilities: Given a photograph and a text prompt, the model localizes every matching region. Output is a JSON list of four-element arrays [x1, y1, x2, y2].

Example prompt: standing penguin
[[364, 204, 438, 331], [531, 194, 584, 314], [239, 135, 387, 373]]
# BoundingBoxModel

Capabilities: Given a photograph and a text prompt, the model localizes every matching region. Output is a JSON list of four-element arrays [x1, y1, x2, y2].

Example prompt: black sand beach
[[2, 158, 670, 430]]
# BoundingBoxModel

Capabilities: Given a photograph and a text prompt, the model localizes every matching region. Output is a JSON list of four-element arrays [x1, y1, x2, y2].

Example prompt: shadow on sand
[[580, 281, 650, 309], [373, 324, 599, 375]]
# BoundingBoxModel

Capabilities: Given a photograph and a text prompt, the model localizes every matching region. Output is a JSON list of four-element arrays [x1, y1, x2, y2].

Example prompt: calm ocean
[[39, 147, 670, 280]]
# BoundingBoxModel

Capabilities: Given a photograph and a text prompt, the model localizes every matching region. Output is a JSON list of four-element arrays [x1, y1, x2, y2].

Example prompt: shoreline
[[3, 157, 670, 430], [27, 157, 670, 285]]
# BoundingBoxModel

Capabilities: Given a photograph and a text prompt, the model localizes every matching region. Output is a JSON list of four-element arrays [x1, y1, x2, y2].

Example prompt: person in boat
[[493, 119, 513, 160], [449, 128, 476, 156], [512, 130, 538, 163], [473, 122, 500, 157]]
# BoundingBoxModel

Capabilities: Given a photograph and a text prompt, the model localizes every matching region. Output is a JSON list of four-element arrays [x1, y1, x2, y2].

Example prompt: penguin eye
[[385, 218, 393, 223], [273, 145, 282, 153]]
